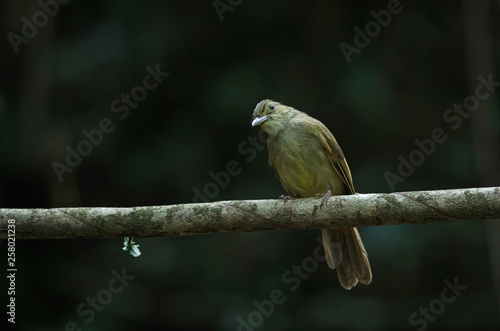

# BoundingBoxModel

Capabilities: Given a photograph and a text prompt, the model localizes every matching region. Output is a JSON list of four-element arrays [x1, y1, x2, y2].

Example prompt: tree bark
[[1, 187, 499, 240]]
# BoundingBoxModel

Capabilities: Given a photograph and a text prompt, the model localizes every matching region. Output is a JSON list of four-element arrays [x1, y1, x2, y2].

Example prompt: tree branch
[[1, 187, 499, 240]]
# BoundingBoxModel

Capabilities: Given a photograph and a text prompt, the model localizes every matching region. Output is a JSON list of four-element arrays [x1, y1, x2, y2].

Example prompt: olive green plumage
[[251, 99, 372, 290]]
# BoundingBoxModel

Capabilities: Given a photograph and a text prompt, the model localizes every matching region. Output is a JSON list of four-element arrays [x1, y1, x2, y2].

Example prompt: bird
[[251, 99, 372, 290]]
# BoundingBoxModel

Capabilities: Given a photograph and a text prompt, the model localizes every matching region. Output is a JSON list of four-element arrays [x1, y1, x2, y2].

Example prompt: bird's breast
[[268, 132, 345, 198]]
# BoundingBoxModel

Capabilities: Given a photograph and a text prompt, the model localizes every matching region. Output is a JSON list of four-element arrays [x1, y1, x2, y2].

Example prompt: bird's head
[[251, 99, 296, 136]]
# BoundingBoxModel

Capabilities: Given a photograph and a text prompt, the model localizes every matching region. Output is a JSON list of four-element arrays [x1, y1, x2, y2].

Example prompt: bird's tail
[[321, 227, 372, 290]]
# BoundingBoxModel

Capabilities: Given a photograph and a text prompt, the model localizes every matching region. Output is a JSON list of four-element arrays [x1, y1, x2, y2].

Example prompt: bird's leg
[[316, 188, 332, 209]]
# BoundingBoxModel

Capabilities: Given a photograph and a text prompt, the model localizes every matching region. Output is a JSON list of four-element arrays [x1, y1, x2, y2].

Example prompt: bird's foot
[[279, 195, 292, 202], [316, 189, 332, 209]]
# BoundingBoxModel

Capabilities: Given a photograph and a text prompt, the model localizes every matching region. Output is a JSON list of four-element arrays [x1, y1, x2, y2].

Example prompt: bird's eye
[[269, 105, 275, 110]]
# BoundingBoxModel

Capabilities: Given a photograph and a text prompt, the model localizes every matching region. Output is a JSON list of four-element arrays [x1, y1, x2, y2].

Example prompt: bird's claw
[[279, 195, 292, 202], [316, 189, 332, 209]]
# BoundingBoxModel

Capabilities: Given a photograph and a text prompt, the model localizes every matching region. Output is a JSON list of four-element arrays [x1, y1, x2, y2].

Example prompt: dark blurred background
[[1, 0, 500, 330]]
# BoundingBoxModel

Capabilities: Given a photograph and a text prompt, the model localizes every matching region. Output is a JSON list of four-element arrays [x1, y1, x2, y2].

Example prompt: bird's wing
[[319, 124, 355, 195]]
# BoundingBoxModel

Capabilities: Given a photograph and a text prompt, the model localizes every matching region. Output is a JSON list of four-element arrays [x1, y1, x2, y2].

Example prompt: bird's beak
[[251, 115, 269, 127]]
